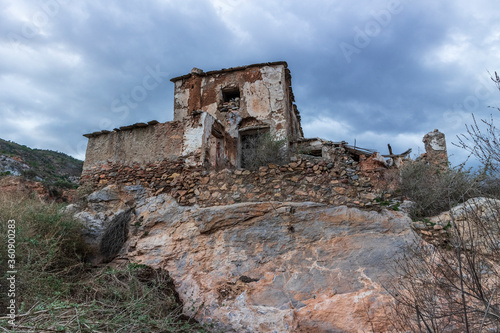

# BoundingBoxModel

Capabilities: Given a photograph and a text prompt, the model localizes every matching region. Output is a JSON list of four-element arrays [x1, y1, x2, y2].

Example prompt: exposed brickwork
[[80, 149, 389, 208], [411, 221, 449, 244], [359, 153, 401, 192]]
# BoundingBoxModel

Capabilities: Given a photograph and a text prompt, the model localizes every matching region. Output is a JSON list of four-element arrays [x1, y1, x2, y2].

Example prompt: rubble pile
[[218, 97, 240, 113]]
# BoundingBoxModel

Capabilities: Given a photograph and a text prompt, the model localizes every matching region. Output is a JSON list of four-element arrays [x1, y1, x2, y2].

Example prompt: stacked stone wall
[[80, 149, 391, 208]]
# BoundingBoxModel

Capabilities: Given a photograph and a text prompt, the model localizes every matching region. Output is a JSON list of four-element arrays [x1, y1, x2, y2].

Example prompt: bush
[[399, 161, 480, 218], [242, 132, 289, 170], [21, 169, 38, 180], [478, 173, 500, 198], [387, 197, 500, 332], [387, 72, 500, 332], [52, 179, 78, 189]]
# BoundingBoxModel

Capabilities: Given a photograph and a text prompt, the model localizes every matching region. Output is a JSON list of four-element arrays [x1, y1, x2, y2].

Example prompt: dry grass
[[0, 193, 211, 332], [242, 132, 289, 170]]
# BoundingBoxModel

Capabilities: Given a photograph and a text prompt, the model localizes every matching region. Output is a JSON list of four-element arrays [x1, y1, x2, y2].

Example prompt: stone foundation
[[81, 149, 395, 208]]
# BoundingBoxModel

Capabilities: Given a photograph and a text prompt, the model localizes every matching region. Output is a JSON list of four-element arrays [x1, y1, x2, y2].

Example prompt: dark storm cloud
[[286, 0, 500, 161], [1, 0, 238, 157], [1, 0, 499, 165]]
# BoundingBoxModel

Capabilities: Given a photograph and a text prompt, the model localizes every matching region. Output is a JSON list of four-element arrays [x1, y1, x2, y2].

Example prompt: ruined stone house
[[83, 61, 303, 172], [81, 61, 448, 209], [77, 63, 454, 333]]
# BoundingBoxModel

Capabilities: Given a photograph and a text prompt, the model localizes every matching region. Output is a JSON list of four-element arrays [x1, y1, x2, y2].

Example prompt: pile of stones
[[219, 97, 240, 112]]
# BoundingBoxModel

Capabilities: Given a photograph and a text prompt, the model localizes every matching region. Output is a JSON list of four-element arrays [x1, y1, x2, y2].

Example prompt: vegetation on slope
[[0, 193, 210, 332], [398, 161, 494, 219], [387, 73, 500, 332], [0, 138, 82, 188]]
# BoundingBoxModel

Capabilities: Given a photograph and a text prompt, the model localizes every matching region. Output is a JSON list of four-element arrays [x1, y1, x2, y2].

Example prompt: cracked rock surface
[[79, 185, 415, 332]]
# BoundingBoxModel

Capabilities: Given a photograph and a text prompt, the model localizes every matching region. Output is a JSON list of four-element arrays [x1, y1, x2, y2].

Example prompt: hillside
[[0, 138, 83, 187]]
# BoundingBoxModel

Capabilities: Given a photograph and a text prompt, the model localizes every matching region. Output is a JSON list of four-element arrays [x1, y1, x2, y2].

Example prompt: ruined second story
[[171, 61, 303, 142], [83, 62, 303, 172]]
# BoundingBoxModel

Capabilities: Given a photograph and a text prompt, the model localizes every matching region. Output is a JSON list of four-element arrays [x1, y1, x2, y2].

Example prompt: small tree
[[387, 72, 500, 332], [456, 72, 500, 173]]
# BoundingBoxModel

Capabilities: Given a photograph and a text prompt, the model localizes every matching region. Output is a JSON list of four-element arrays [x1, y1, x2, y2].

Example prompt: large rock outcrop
[[78, 185, 415, 332]]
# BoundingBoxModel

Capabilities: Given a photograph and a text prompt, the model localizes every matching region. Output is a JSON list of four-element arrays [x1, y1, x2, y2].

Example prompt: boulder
[[79, 185, 415, 332], [429, 197, 500, 251], [87, 185, 121, 202]]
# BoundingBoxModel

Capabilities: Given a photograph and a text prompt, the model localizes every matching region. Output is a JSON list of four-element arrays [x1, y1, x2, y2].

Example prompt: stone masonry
[[80, 145, 387, 209], [421, 129, 448, 169], [81, 62, 448, 207]]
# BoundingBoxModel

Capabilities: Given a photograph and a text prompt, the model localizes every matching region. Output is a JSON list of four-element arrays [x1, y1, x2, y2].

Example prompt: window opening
[[219, 87, 241, 112], [222, 88, 240, 102]]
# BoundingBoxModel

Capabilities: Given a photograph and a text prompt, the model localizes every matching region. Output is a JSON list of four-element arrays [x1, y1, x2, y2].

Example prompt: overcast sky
[[1, 0, 499, 166]]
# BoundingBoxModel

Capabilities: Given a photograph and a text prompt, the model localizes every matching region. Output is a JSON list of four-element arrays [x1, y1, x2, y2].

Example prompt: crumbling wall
[[80, 147, 391, 208], [83, 121, 185, 171], [421, 129, 448, 170], [171, 62, 303, 144], [83, 113, 236, 175]]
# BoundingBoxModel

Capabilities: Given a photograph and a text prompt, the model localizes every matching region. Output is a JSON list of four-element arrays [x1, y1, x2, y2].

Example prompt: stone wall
[[171, 62, 303, 142], [421, 129, 448, 170], [80, 147, 391, 208], [83, 121, 185, 170]]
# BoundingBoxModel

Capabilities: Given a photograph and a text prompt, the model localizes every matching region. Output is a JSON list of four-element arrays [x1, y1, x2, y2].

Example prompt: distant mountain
[[0, 138, 83, 188]]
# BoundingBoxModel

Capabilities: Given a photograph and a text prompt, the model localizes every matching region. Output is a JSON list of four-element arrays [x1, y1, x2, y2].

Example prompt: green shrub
[[21, 169, 38, 180], [51, 179, 78, 189]]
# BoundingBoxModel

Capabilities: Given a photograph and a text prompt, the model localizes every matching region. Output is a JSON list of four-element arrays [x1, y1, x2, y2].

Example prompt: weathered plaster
[[241, 80, 271, 119], [429, 138, 446, 151], [182, 118, 205, 156], [173, 81, 190, 121], [83, 122, 185, 170], [83, 62, 304, 174], [204, 102, 218, 117], [171, 62, 302, 144]]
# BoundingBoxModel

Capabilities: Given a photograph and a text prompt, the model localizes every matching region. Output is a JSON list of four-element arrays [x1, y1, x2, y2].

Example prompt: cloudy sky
[[1, 0, 499, 166]]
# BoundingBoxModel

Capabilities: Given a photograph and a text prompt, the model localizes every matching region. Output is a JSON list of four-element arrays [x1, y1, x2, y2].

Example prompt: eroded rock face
[[428, 197, 500, 252], [79, 185, 415, 332]]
